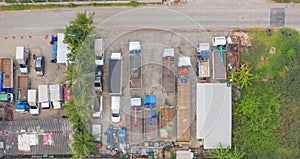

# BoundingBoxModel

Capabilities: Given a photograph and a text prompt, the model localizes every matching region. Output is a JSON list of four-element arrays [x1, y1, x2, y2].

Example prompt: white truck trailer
[[16, 46, 29, 74], [28, 89, 39, 115], [49, 84, 63, 109]]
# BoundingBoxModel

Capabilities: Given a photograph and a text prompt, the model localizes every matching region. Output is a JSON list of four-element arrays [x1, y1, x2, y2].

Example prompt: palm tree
[[72, 130, 96, 159], [71, 11, 95, 37], [228, 63, 258, 89], [230, 147, 245, 159], [205, 144, 232, 159]]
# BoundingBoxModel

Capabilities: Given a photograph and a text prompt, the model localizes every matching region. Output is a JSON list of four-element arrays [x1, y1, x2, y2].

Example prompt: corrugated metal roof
[[0, 118, 71, 155], [108, 59, 122, 95], [196, 83, 232, 149]]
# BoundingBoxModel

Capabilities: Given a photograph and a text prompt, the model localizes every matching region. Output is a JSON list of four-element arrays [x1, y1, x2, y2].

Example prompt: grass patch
[[0, 0, 150, 11], [234, 28, 300, 158]]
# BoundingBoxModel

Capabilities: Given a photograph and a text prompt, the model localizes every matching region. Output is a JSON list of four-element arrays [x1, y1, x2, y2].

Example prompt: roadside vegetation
[[0, 0, 144, 11], [232, 28, 300, 158], [274, 0, 300, 2], [62, 11, 97, 158]]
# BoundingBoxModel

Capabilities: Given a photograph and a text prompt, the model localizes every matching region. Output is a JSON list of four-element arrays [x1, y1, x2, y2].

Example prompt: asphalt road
[[0, 0, 300, 36]]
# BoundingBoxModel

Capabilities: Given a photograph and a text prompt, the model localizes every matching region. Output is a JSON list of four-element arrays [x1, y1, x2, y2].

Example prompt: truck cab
[[111, 96, 121, 123], [0, 93, 14, 103]]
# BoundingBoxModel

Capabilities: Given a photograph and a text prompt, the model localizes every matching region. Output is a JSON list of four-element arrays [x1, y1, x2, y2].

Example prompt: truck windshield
[[95, 83, 101, 87], [30, 105, 38, 109], [112, 113, 119, 117]]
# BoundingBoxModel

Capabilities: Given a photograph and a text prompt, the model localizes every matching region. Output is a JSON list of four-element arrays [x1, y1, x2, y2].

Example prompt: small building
[[176, 150, 194, 159], [196, 83, 232, 149]]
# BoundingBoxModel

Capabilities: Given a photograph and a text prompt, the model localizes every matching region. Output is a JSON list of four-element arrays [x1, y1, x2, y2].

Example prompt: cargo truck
[[0, 58, 14, 94], [28, 89, 39, 115], [144, 95, 158, 141], [38, 85, 51, 109], [94, 39, 104, 66], [129, 41, 142, 89], [16, 76, 30, 112], [108, 53, 122, 95], [130, 96, 143, 144], [111, 96, 121, 123], [162, 48, 175, 93], [196, 43, 210, 79], [16, 46, 29, 74], [94, 66, 103, 92]]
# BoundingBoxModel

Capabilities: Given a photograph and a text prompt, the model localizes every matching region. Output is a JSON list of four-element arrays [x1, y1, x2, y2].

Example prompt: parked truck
[[16, 46, 29, 74], [111, 96, 121, 123], [177, 57, 191, 142], [38, 85, 51, 109], [196, 43, 210, 79], [144, 95, 158, 141], [92, 124, 102, 143], [0, 58, 14, 103], [130, 96, 143, 144], [162, 48, 175, 93], [94, 66, 103, 92], [16, 76, 30, 112], [108, 53, 122, 95], [129, 41, 142, 89], [49, 84, 63, 109], [92, 95, 103, 118], [94, 39, 104, 66], [28, 89, 39, 115]]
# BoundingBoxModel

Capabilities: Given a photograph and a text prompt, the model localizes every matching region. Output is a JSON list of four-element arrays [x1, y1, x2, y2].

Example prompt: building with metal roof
[[196, 83, 232, 149], [0, 118, 71, 157]]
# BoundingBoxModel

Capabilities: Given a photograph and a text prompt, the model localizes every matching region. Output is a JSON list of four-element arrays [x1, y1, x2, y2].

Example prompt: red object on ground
[[29, 35, 32, 38], [12, 36, 15, 39], [45, 34, 48, 39], [20, 36, 23, 39], [64, 87, 70, 102], [4, 37, 8, 40]]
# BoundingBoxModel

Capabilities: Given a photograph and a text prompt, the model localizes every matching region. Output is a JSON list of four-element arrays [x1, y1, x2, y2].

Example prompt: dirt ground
[[0, 34, 66, 120]]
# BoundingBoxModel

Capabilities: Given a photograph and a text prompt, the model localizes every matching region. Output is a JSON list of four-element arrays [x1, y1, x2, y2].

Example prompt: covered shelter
[[196, 83, 232, 149], [57, 33, 71, 64]]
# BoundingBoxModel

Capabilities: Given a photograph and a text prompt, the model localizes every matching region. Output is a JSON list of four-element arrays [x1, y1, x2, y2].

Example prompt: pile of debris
[[232, 32, 252, 47]]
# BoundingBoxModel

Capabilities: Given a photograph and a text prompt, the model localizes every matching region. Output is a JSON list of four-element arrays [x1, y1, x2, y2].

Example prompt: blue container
[[145, 95, 156, 105], [52, 52, 57, 59], [52, 44, 57, 51], [51, 36, 58, 42]]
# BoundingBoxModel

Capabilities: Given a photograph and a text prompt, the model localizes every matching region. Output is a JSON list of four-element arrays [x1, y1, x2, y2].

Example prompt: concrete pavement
[[0, 0, 299, 37]]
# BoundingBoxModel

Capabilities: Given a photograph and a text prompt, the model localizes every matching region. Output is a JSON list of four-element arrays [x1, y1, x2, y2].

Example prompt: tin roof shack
[[162, 48, 175, 93], [108, 53, 122, 95], [129, 41, 142, 89], [177, 57, 191, 142], [196, 83, 232, 149], [0, 58, 14, 93], [0, 118, 71, 157], [160, 107, 175, 140], [144, 95, 158, 142], [49, 84, 63, 109], [130, 97, 143, 145]]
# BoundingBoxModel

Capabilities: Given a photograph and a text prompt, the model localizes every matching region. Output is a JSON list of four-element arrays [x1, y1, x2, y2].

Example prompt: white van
[[111, 96, 121, 123]]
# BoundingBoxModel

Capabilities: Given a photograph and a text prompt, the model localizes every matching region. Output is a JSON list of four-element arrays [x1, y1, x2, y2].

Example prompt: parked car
[[35, 56, 44, 76]]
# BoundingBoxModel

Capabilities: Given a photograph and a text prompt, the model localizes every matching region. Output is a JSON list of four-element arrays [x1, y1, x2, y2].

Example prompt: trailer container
[[28, 89, 39, 115], [16, 76, 29, 112], [129, 55, 142, 89], [94, 39, 104, 66], [108, 53, 122, 95], [49, 84, 63, 109], [176, 57, 191, 142]]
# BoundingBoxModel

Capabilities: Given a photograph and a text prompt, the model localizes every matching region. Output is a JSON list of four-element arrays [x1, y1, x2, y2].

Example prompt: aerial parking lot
[[0, 34, 67, 120], [0, 0, 300, 158]]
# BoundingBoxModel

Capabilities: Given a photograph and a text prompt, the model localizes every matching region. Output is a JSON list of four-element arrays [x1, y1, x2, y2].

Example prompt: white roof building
[[57, 33, 71, 64], [196, 83, 232, 149]]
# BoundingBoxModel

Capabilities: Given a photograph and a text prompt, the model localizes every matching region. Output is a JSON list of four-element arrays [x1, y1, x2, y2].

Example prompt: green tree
[[72, 130, 96, 158], [228, 63, 258, 89]]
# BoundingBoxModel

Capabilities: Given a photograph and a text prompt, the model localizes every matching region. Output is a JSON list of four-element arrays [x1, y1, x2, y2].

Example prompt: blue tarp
[[145, 95, 156, 105], [117, 128, 126, 143], [51, 36, 58, 42]]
